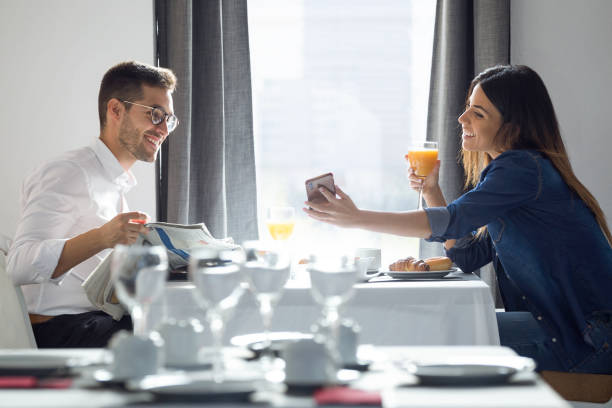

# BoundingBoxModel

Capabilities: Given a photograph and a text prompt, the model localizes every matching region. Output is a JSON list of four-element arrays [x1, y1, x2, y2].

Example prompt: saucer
[[409, 363, 517, 386], [285, 369, 360, 395], [343, 360, 371, 372], [231, 332, 313, 359], [145, 379, 255, 402], [0, 354, 82, 377]]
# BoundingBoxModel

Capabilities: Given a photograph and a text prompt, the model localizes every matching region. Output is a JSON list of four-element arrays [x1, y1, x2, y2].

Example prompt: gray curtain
[[155, 0, 258, 243], [421, 0, 509, 306]]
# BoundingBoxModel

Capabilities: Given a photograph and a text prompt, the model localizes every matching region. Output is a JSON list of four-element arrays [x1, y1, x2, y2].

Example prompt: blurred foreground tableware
[[157, 319, 207, 369], [189, 248, 245, 383], [307, 255, 358, 371], [111, 244, 168, 337], [241, 241, 291, 361], [108, 330, 164, 380]]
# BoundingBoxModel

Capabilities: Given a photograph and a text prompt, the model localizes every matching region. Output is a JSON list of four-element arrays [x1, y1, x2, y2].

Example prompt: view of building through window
[[248, 0, 436, 266]]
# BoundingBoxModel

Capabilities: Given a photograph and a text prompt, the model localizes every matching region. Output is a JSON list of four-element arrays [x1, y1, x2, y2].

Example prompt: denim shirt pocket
[[490, 218, 506, 243]]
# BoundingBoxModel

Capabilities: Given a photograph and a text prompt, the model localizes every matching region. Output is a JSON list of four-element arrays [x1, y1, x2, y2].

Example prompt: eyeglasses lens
[[151, 107, 177, 132]]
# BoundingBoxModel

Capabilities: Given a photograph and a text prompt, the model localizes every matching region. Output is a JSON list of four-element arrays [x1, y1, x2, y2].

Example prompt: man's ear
[[107, 98, 123, 124]]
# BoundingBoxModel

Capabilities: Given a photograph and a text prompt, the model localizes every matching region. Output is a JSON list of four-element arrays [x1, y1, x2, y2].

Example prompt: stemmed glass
[[307, 255, 358, 369], [111, 245, 169, 337], [241, 241, 291, 360], [189, 248, 245, 383], [406, 141, 438, 210], [266, 207, 295, 241]]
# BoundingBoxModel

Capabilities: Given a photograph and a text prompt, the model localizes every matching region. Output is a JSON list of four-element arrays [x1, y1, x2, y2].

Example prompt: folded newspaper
[[82, 222, 239, 320]]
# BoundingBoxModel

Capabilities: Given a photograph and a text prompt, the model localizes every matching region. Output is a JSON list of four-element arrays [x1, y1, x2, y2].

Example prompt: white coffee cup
[[354, 256, 374, 280], [158, 318, 205, 367], [109, 330, 164, 380], [355, 248, 381, 272], [282, 338, 335, 384], [312, 319, 360, 365]]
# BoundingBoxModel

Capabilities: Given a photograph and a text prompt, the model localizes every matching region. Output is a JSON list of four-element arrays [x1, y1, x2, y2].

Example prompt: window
[[248, 0, 436, 266]]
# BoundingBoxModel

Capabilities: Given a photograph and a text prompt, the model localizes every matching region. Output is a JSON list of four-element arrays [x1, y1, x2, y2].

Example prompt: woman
[[304, 65, 612, 373]]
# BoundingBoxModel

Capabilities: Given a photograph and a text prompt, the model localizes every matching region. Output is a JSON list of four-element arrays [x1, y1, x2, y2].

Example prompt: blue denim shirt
[[425, 150, 612, 370]]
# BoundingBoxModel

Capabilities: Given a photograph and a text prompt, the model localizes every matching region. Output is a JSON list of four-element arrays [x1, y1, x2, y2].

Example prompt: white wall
[[0, 0, 155, 238], [511, 0, 612, 223]]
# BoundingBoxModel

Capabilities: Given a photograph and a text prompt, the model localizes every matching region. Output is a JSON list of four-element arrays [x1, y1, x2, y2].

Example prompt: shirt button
[[552, 338, 557, 343], [537, 316, 543, 321]]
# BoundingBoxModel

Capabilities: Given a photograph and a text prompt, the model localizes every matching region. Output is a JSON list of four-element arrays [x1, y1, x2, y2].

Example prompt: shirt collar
[[91, 138, 137, 192]]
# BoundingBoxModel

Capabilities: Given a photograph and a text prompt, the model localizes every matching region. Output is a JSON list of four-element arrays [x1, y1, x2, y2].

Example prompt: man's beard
[[118, 116, 157, 162]]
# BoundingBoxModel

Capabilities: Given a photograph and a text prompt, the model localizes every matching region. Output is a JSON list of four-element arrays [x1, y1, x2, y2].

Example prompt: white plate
[[0, 355, 77, 369], [405, 356, 535, 386], [230, 332, 312, 348], [385, 267, 458, 280], [409, 363, 517, 385], [129, 373, 258, 402]]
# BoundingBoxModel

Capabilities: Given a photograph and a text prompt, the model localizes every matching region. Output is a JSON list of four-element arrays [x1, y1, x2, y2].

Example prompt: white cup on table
[[109, 330, 164, 380], [157, 318, 206, 368], [282, 338, 335, 385], [355, 248, 381, 272]]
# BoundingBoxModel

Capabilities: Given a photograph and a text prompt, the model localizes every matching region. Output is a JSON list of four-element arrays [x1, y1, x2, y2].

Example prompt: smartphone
[[305, 172, 336, 203]]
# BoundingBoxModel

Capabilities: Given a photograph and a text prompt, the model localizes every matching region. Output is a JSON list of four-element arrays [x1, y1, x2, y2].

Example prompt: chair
[[541, 370, 612, 404], [0, 236, 37, 348]]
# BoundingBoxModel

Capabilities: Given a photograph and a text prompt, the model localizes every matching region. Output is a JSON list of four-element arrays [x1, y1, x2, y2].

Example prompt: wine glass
[[307, 255, 358, 369], [241, 241, 291, 360], [266, 206, 295, 241], [111, 245, 169, 337], [405, 141, 438, 210], [189, 248, 245, 383]]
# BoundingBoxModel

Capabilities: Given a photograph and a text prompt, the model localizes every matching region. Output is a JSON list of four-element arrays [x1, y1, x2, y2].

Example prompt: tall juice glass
[[266, 207, 295, 241], [405, 141, 438, 210]]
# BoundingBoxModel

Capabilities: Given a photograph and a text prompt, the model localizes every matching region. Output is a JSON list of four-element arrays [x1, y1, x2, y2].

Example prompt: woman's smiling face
[[458, 84, 504, 159]]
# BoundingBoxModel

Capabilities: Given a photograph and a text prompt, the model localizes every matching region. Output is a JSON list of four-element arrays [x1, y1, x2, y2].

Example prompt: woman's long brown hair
[[462, 65, 612, 245]]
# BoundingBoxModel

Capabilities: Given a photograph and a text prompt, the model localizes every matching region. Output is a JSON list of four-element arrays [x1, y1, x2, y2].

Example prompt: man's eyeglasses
[[122, 100, 179, 133]]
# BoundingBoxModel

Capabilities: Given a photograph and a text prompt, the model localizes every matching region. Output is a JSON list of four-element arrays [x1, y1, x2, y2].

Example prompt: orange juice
[[405, 149, 438, 178], [267, 222, 295, 240]]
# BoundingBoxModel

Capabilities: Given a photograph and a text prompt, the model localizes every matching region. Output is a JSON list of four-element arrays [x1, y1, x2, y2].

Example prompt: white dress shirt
[[7, 139, 136, 316]]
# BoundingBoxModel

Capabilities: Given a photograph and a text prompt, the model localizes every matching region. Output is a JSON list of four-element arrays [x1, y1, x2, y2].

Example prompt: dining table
[[0, 345, 570, 408], [149, 270, 500, 347]]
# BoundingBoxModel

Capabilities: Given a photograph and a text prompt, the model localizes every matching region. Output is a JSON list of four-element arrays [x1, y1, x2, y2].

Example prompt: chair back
[[0, 240, 37, 348]]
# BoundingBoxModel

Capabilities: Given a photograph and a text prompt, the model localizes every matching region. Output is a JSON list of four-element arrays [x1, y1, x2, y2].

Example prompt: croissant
[[389, 256, 430, 272], [424, 256, 453, 271]]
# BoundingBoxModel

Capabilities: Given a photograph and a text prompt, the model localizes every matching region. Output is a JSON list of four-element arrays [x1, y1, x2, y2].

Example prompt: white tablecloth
[[150, 273, 500, 346], [0, 346, 570, 408]]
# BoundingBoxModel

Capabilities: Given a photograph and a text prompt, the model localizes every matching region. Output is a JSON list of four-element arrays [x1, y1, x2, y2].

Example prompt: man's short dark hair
[[98, 61, 177, 130]]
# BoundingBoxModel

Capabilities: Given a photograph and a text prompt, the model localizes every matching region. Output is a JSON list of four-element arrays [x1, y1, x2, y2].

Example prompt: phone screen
[[305, 172, 336, 203]]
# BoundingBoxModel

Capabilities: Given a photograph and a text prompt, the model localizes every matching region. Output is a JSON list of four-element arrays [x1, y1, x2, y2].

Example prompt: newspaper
[[82, 222, 239, 320]]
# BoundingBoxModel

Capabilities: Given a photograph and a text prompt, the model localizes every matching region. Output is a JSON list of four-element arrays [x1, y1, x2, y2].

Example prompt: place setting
[[393, 354, 538, 388], [366, 255, 468, 282]]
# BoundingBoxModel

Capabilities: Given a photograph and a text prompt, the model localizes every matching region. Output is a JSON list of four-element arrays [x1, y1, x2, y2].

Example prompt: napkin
[[314, 387, 382, 406], [0, 377, 72, 389]]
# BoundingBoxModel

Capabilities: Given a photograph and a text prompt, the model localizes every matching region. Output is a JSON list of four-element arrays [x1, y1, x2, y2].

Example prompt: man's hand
[[98, 212, 151, 248]]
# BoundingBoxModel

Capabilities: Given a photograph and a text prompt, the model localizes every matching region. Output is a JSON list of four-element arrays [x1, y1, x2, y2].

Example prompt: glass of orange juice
[[405, 141, 438, 210], [266, 206, 296, 241]]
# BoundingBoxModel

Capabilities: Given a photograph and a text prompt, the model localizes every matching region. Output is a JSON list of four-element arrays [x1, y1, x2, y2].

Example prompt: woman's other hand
[[303, 185, 362, 228], [407, 159, 441, 196]]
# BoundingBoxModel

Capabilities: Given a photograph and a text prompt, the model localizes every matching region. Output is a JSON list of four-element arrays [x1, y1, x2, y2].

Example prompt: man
[[7, 61, 178, 347]]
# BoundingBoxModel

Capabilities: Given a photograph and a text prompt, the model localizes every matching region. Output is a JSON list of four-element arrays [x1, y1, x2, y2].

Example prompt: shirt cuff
[[424, 207, 450, 242], [33, 238, 70, 285]]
